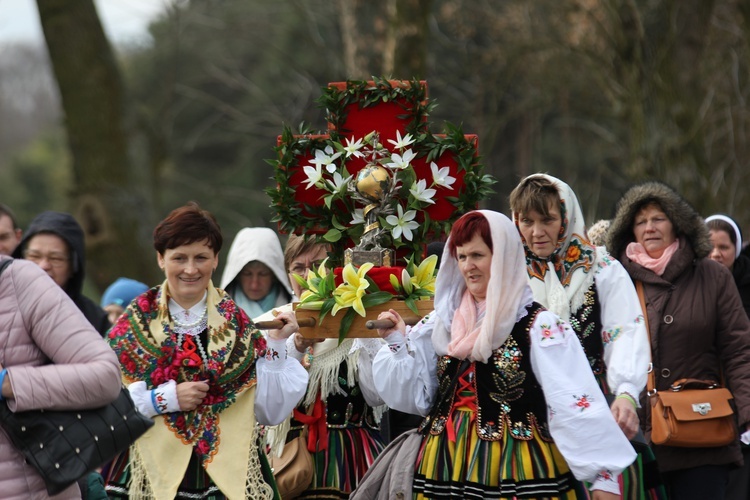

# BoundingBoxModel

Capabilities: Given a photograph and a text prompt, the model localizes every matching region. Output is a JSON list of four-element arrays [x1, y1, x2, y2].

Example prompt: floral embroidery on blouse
[[634, 313, 645, 324], [571, 394, 593, 411], [596, 253, 614, 270], [596, 469, 615, 482], [601, 326, 622, 344], [539, 325, 556, 341], [264, 347, 281, 361]]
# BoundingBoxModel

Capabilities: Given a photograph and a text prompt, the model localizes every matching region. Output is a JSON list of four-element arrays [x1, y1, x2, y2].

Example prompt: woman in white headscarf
[[220, 228, 293, 320], [510, 174, 659, 499], [365, 210, 635, 499]]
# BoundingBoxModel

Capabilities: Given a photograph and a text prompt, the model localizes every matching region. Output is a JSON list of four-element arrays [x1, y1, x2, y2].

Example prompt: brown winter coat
[[0, 257, 121, 499], [607, 182, 750, 473]]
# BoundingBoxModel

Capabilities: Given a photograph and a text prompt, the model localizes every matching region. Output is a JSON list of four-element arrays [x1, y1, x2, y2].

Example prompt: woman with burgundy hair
[[355, 210, 635, 499], [104, 202, 308, 499]]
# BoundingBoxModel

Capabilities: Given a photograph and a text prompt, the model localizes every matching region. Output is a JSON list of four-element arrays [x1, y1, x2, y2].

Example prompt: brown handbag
[[271, 427, 314, 499], [637, 281, 738, 448]]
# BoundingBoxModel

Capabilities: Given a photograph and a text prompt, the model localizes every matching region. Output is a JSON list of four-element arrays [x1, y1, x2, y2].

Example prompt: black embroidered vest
[[418, 303, 553, 442], [291, 360, 379, 430], [568, 284, 607, 390]]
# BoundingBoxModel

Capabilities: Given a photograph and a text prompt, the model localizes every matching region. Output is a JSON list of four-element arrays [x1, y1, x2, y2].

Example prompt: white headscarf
[[705, 214, 742, 259], [432, 210, 534, 363], [512, 174, 597, 320]]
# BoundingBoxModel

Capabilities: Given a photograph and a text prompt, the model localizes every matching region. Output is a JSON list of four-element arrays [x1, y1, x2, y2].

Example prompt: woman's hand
[[376, 309, 406, 339], [592, 490, 620, 500], [294, 332, 323, 353], [176, 381, 209, 411], [268, 311, 299, 340], [610, 396, 639, 440]]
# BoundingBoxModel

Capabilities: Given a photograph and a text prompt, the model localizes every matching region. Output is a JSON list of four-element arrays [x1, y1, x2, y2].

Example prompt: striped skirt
[[414, 408, 581, 499], [103, 448, 279, 499], [295, 426, 385, 499]]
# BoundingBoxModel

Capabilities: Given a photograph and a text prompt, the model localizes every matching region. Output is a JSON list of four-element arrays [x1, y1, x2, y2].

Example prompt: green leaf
[[322, 228, 342, 242], [291, 273, 309, 290], [338, 309, 357, 344], [361, 291, 395, 308], [404, 296, 419, 316], [331, 216, 346, 231], [318, 298, 336, 324]]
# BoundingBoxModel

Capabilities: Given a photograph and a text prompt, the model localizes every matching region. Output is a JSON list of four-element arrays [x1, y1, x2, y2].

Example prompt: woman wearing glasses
[[13, 211, 110, 335]]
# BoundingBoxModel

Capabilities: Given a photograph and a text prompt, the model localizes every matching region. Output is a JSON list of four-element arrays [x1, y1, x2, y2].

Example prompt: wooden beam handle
[[365, 317, 422, 330], [254, 317, 316, 330]]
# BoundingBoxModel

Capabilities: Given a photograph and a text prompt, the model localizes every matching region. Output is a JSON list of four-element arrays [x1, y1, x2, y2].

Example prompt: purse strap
[[635, 281, 657, 397], [636, 280, 725, 396], [0, 258, 12, 277]]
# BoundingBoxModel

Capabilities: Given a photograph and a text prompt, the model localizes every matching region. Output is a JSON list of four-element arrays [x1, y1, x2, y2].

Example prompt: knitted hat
[[587, 219, 611, 247], [101, 277, 149, 308]]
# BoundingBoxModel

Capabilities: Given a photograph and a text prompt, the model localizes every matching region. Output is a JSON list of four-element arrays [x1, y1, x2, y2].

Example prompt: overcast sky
[[0, 0, 172, 46]]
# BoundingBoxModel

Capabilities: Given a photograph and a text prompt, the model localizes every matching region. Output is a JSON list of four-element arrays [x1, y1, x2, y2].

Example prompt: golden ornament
[[355, 164, 390, 202]]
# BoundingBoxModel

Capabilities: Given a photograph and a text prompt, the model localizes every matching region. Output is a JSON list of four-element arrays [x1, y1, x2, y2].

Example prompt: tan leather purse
[[637, 281, 737, 448], [271, 427, 314, 499]]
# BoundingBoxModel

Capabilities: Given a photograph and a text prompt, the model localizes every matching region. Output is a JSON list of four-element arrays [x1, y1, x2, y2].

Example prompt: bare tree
[[36, 0, 156, 290]]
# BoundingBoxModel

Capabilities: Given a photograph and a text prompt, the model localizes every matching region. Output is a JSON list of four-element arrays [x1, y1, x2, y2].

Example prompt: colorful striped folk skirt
[[294, 426, 385, 499], [413, 407, 581, 500], [102, 447, 280, 499]]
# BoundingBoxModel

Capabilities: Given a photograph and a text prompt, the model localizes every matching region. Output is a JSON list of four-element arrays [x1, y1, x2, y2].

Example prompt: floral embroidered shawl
[[512, 174, 597, 320], [108, 280, 272, 499]]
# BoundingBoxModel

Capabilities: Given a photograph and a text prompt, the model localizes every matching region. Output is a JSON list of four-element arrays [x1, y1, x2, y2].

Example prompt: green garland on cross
[[266, 78, 496, 267]]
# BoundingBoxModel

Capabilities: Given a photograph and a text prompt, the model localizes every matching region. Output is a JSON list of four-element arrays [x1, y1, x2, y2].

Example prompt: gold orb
[[355, 164, 391, 202]]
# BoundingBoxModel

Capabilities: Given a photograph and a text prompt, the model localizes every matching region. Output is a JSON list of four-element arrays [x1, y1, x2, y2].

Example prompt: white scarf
[[432, 210, 533, 363], [513, 174, 597, 321]]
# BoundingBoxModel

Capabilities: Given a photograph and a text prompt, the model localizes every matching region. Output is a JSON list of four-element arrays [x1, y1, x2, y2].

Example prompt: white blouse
[[371, 309, 636, 494], [594, 254, 650, 402]]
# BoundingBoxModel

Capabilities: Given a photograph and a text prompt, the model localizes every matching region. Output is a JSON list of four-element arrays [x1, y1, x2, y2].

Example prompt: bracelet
[[616, 393, 637, 410], [0, 369, 8, 401]]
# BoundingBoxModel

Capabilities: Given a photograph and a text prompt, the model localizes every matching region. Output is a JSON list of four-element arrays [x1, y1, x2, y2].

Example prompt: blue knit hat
[[101, 277, 149, 308]]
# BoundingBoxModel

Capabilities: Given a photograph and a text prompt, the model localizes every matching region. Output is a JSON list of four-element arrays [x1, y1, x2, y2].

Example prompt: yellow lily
[[401, 269, 414, 295], [332, 262, 374, 317], [411, 254, 438, 293]]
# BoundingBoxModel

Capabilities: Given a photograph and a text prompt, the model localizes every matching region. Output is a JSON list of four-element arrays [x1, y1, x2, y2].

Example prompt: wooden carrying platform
[[294, 299, 433, 338]]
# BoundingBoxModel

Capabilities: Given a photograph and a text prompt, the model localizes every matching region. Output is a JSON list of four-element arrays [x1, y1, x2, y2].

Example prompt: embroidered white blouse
[[128, 296, 308, 426], [371, 305, 636, 494], [591, 253, 650, 402]]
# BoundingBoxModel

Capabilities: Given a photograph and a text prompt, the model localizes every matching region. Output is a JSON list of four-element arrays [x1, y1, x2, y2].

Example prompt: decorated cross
[[267, 77, 495, 267]]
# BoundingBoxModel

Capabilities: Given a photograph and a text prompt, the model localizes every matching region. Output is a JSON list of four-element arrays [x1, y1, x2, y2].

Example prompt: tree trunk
[[383, 0, 432, 78], [36, 0, 156, 292]]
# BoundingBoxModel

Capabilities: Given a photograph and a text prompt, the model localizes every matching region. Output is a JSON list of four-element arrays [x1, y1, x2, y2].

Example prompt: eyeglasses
[[23, 250, 69, 267], [289, 260, 325, 276]]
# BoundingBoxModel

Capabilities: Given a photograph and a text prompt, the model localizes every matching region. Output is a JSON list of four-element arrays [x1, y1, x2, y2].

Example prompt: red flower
[[196, 439, 211, 455], [136, 296, 151, 313]]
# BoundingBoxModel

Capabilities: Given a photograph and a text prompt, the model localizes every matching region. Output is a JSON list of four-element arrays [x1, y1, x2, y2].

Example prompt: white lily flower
[[310, 145, 342, 174], [386, 205, 420, 241], [343, 136, 364, 158], [409, 178, 437, 204], [350, 209, 365, 225], [326, 171, 353, 194], [385, 149, 417, 170], [302, 164, 323, 190], [387, 130, 416, 150], [430, 162, 457, 190]]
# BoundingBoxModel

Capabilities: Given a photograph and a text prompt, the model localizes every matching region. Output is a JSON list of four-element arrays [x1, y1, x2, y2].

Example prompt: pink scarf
[[446, 289, 487, 359], [626, 239, 679, 276]]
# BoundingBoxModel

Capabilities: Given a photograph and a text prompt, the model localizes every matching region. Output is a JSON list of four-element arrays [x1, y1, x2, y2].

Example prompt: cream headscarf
[[432, 210, 533, 363], [513, 174, 597, 320]]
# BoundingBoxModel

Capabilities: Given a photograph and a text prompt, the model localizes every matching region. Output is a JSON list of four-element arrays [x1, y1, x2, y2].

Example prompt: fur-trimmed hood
[[606, 181, 712, 260]]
